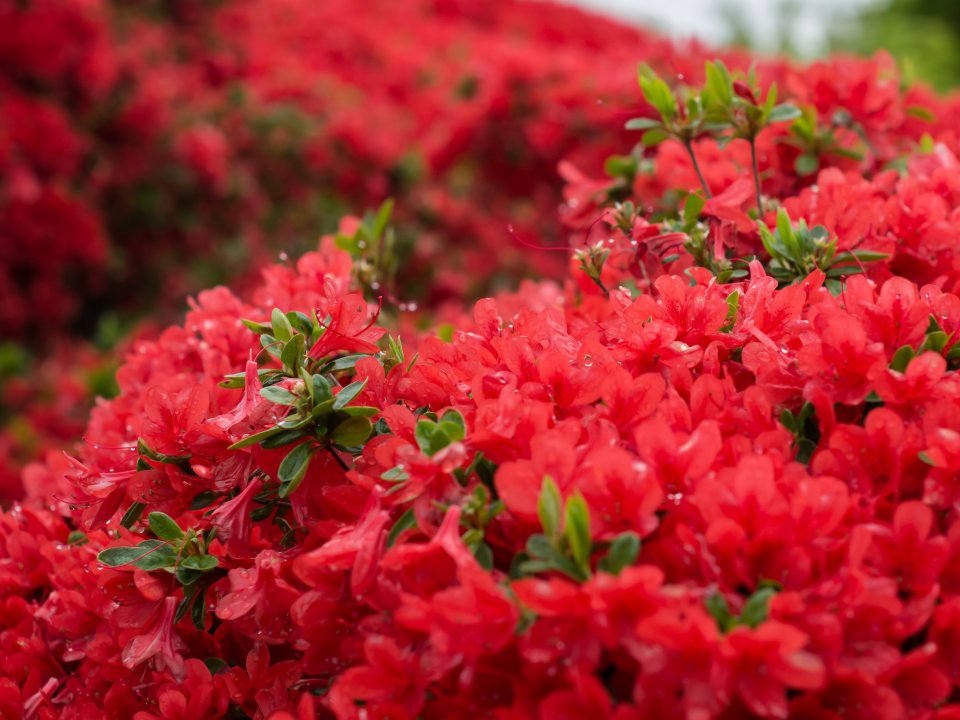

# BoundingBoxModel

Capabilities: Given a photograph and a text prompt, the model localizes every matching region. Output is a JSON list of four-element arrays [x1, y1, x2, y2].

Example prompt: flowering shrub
[[0, 0, 691, 345], [6, 49, 960, 716], [8, 3, 960, 718], [0, 0, 681, 498]]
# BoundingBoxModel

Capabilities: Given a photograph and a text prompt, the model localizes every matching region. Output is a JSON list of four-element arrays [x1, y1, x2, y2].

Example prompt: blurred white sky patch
[[561, 0, 879, 55]]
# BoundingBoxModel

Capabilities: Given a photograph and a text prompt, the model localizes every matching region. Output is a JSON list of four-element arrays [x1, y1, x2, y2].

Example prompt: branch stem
[[749, 138, 764, 216], [684, 140, 712, 199]]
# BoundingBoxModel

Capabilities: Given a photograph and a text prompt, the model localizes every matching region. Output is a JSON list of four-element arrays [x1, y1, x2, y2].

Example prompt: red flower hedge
[[8, 3, 960, 719], [0, 0, 703, 501], [6, 47, 960, 717], [0, 0, 689, 344]]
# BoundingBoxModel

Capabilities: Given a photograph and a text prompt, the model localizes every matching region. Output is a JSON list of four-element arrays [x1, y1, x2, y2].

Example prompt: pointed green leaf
[[330, 417, 373, 447], [564, 493, 592, 573], [625, 117, 662, 131], [260, 385, 297, 406], [537, 476, 563, 540], [598, 531, 640, 575], [148, 512, 184, 542], [741, 586, 777, 628], [270, 308, 293, 342], [333, 379, 368, 410], [768, 103, 800, 124], [180, 554, 219, 571], [228, 425, 284, 450], [278, 442, 316, 497], [386, 508, 417, 548]]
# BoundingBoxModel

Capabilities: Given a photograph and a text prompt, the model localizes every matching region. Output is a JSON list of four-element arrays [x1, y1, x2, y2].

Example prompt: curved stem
[[683, 140, 712, 198], [749, 138, 763, 216], [326, 444, 351, 472]]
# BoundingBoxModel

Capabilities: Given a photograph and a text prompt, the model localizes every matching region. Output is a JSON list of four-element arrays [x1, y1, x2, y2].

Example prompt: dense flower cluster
[[7, 3, 960, 719], [0, 0, 694, 495]]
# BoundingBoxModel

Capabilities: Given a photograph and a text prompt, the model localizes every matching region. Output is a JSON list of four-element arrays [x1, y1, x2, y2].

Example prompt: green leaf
[[704, 60, 732, 106], [133, 541, 178, 571], [563, 493, 592, 573], [372, 198, 394, 240], [825, 265, 866, 278], [776, 209, 794, 252], [148, 512, 184, 542], [137, 439, 192, 468], [473, 541, 494, 570], [278, 413, 312, 431], [603, 154, 636, 180], [768, 103, 801, 124], [312, 374, 333, 403], [598, 532, 640, 575], [794, 153, 819, 176], [176, 566, 203, 586], [330, 417, 373, 447], [381, 466, 409, 482], [228, 425, 284, 450], [260, 385, 297, 406], [340, 405, 379, 418], [684, 192, 706, 224], [99, 541, 176, 571], [523, 534, 586, 582], [180, 554, 219, 571], [270, 308, 293, 342], [241, 318, 271, 335], [706, 591, 736, 633], [640, 128, 670, 147], [332, 379, 368, 410], [625, 117, 662, 131], [906, 105, 936, 122], [415, 419, 439, 455], [286, 311, 315, 337], [890, 345, 916, 373], [319, 354, 370, 373], [260, 428, 310, 449], [918, 451, 937, 467], [191, 588, 208, 630], [98, 546, 150, 567], [758, 223, 780, 259], [386, 508, 417, 548], [278, 442, 316, 497], [920, 330, 949, 354], [120, 501, 147, 530], [204, 657, 229, 675], [780, 409, 797, 433], [721, 290, 740, 332], [438, 409, 466, 442], [637, 64, 676, 120], [280, 333, 305, 373], [741, 586, 777, 628], [537, 476, 563, 541], [846, 250, 890, 263]]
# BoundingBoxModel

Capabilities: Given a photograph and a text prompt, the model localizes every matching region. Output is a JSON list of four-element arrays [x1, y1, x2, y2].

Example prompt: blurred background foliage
[[833, 0, 960, 91], [575, 0, 959, 90], [703, 0, 960, 91]]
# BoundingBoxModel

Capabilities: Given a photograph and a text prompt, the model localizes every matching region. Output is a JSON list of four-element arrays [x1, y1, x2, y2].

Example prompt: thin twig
[[684, 140, 712, 198], [749, 138, 764, 216]]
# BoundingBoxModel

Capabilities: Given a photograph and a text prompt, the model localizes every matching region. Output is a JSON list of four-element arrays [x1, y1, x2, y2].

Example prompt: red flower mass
[[4, 0, 960, 718]]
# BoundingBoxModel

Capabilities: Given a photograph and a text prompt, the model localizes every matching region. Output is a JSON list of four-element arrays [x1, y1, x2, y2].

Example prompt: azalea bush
[[5, 0, 955, 498], [5, 29, 960, 717], [0, 0, 696, 496], [0, 0, 689, 346]]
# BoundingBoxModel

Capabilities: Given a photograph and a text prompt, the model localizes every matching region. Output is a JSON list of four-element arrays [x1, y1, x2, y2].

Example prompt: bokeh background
[[573, 0, 960, 91]]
